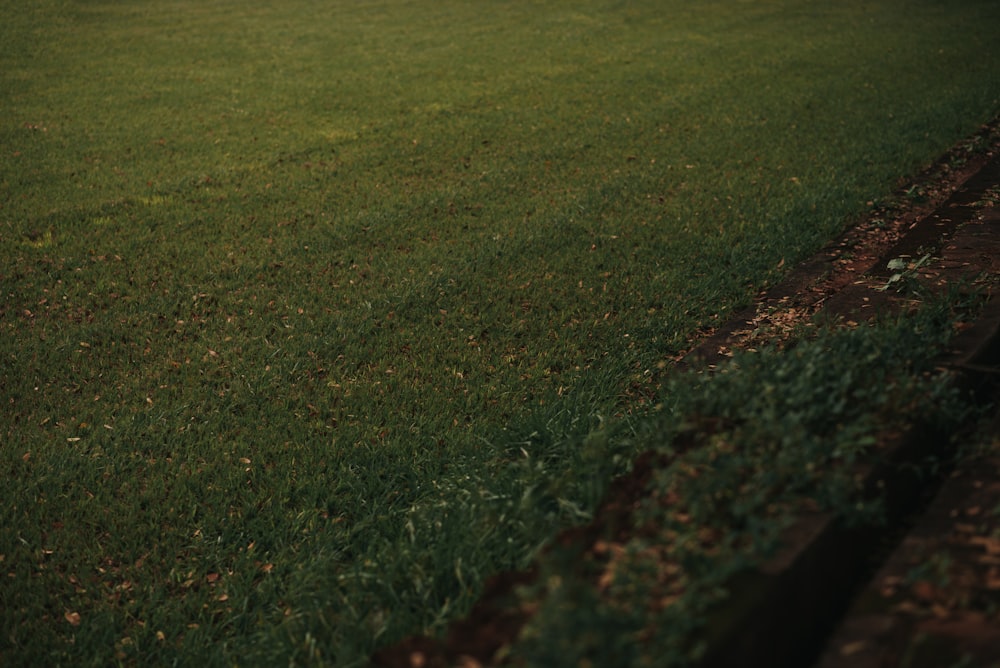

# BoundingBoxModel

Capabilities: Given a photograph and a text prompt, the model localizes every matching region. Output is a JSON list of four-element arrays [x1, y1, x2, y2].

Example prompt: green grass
[[1, 0, 999, 665], [513, 297, 977, 667]]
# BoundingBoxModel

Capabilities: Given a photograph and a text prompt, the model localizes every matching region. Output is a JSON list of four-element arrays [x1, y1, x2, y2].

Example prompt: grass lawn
[[2, 0, 999, 665]]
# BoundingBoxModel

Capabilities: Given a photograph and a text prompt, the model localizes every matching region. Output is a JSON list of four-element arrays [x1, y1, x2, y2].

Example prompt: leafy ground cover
[[508, 297, 979, 667], [2, 0, 1000, 665]]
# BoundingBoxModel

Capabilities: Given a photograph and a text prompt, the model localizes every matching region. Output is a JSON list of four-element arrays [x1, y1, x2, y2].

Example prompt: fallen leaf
[[894, 600, 924, 615], [931, 604, 952, 619], [65, 611, 81, 626], [969, 535, 1000, 555], [839, 640, 867, 656], [912, 580, 938, 601]]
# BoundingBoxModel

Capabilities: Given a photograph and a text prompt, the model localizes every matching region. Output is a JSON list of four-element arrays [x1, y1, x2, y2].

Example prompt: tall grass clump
[[2, 0, 999, 664]]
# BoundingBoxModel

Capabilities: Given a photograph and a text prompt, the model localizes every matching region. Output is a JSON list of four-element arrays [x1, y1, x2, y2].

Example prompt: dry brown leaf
[[931, 604, 952, 619], [912, 580, 938, 601], [839, 640, 867, 656], [969, 535, 1000, 555], [894, 600, 925, 615]]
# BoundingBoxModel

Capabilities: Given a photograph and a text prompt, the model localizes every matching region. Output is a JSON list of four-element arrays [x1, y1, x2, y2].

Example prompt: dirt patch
[[682, 120, 1000, 367]]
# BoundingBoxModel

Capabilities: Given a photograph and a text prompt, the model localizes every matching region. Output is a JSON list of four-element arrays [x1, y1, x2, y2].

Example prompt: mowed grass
[[2, 0, 999, 665]]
